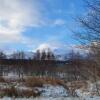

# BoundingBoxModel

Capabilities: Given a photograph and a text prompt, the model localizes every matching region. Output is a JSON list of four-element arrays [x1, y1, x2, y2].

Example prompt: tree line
[[0, 48, 99, 82]]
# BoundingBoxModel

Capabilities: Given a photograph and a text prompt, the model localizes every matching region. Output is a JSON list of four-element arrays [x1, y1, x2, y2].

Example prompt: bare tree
[[34, 50, 41, 60], [11, 51, 25, 78], [41, 50, 46, 60], [11, 51, 25, 59], [76, 0, 100, 66], [75, 0, 100, 95], [0, 51, 6, 76], [46, 48, 55, 60]]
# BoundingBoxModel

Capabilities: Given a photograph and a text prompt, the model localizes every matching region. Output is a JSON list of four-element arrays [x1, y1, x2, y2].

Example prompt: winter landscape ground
[[0, 76, 99, 100], [0, 0, 100, 100]]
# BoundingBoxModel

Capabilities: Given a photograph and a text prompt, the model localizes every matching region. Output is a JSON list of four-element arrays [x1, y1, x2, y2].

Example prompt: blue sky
[[0, 0, 86, 53]]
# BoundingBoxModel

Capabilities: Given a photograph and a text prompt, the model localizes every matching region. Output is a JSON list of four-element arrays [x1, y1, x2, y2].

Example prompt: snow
[[75, 89, 91, 97], [3, 73, 19, 80], [16, 85, 32, 91], [0, 97, 83, 100], [75, 81, 100, 100], [1, 97, 100, 100], [38, 84, 68, 97], [0, 77, 100, 100], [86, 96, 100, 100]]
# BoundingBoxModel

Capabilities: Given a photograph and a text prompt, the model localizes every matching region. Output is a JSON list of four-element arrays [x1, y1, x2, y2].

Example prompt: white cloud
[[53, 19, 66, 26], [0, 0, 43, 44]]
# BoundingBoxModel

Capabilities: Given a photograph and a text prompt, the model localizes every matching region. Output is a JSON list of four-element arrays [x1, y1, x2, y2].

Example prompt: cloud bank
[[0, 0, 43, 44]]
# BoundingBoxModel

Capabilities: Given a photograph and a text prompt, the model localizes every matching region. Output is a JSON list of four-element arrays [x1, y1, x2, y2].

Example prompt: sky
[[0, 0, 86, 53]]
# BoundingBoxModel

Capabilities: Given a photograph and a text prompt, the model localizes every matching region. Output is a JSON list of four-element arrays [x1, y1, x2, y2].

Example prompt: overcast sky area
[[0, 0, 86, 53]]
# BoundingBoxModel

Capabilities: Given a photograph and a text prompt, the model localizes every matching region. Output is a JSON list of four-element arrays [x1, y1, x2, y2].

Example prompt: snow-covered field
[[0, 76, 100, 100], [1, 97, 100, 100]]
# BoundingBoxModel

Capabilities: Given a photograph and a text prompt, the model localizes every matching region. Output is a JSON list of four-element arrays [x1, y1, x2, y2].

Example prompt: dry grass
[[25, 76, 65, 87], [19, 90, 41, 97], [0, 76, 66, 97], [0, 86, 40, 97], [2, 86, 18, 97], [43, 77, 65, 85], [5, 78, 25, 83], [25, 77, 44, 87]]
